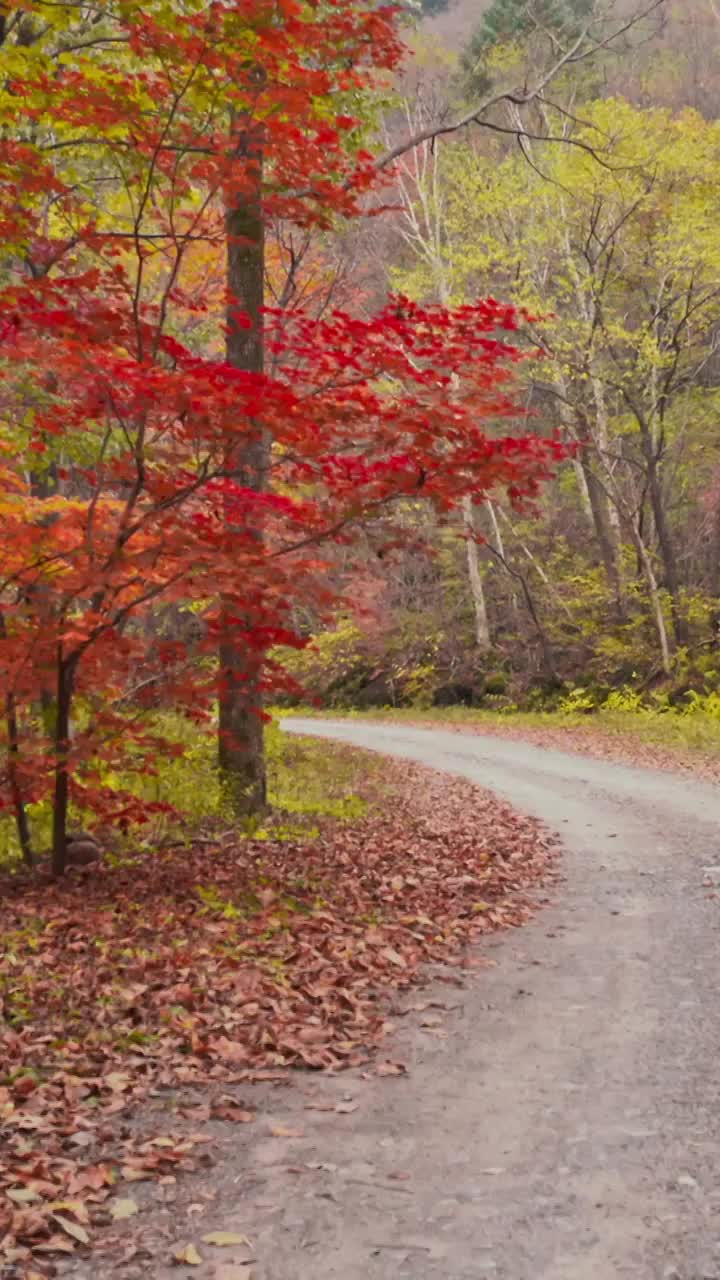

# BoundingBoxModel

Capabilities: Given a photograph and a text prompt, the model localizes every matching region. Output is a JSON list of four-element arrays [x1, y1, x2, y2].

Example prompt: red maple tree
[[0, 0, 564, 871]]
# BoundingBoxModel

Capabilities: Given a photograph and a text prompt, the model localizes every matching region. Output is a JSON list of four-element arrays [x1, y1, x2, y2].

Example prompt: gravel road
[[265, 718, 720, 1280]]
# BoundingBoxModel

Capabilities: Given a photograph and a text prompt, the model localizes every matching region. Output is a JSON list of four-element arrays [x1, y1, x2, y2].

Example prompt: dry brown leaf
[[34, 1235, 77, 1255], [211, 1037, 250, 1065], [212, 1105, 255, 1124], [201, 1231, 252, 1247]]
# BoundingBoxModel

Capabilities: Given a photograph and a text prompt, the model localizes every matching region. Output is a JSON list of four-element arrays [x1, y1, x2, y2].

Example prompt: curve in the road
[[272, 718, 720, 1280]]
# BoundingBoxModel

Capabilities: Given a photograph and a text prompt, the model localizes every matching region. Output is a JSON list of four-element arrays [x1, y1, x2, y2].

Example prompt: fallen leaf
[[52, 1214, 91, 1246], [335, 1101, 358, 1114], [173, 1243, 203, 1265], [181, 1105, 212, 1122], [0, 749, 555, 1272], [34, 1235, 77, 1255], [48, 1199, 90, 1223], [105, 1072, 132, 1093], [212, 1105, 255, 1124], [210, 1037, 250, 1065], [111, 1197, 139, 1220], [269, 1125, 304, 1138], [6, 1187, 41, 1204], [68, 1131, 95, 1148], [201, 1231, 252, 1247]]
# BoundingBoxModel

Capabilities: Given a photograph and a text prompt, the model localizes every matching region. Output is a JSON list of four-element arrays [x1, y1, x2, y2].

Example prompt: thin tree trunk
[[7, 697, 33, 866], [590, 461, 673, 676], [51, 653, 77, 877], [462, 496, 492, 651], [486, 543, 558, 684], [631, 523, 672, 676], [0, 611, 33, 865], [555, 377, 625, 613], [496, 506, 575, 624], [487, 500, 519, 619], [581, 456, 626, 620], [573, 456, 594, 526], [217, 118, 268, 817], [709, 490, 720, 643], [646, 456, 689, 647]]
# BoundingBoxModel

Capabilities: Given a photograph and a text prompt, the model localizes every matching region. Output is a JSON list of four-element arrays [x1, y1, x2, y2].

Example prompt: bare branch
[[375, 0, 666, 171]]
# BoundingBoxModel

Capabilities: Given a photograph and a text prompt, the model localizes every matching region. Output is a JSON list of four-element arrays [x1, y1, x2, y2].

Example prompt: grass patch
[[281, 696, 720, 760], [0, 715, 379, 868]]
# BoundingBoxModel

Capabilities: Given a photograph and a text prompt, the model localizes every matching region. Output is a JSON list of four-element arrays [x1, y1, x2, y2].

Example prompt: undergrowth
[[284, 689, 720, 758], [0, 718, 376, 867]]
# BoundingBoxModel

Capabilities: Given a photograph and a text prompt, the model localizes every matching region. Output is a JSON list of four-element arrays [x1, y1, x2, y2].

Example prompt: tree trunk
[[217, 118, 268, 818], [51, 653, 77, 877], [554, 378, 625, 616], [709, 489, 720, 643], [646, 457, 689, 648], [0, 611, 33, 865], [630, 523, 672, 676], [5, 692, 33, 866], [581, 455, 626, 621], [462, 496, 492, 651], [487, 500, 520, 620]]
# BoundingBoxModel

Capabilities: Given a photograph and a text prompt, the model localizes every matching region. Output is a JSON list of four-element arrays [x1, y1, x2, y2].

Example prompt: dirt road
[[262, 718, 720, 1280]]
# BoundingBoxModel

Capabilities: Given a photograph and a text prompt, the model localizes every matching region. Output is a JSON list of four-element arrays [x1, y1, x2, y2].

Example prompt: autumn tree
[[0, 0, 564, 868]]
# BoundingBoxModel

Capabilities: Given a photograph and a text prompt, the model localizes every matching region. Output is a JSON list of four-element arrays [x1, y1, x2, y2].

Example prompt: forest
[[4, 0, 720, 1272], [5, 0, 717, 874], [285, 0, 720, 715]]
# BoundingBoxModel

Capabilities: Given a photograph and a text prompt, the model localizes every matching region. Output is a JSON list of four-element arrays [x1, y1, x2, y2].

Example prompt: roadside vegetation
[[286, 691, 720, 778], [4, 0, 720, 1270]]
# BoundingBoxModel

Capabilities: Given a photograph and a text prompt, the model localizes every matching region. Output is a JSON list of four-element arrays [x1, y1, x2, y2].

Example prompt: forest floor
[[6, 714, 720, 1278], [0, 739, 552, 1279]]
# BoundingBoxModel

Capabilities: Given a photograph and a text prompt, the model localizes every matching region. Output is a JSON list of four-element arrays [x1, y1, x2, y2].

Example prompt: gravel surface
[[104, 720, 720, 1280], [248, 718, 720, 1280]]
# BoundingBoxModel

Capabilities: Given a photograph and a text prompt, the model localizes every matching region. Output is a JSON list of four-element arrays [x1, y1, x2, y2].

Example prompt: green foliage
[[276, 622, 369, 706], [556, 687, 596, 714]]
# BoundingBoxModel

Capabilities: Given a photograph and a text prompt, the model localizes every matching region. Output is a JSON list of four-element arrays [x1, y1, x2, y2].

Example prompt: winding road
[[267, 718, 720, 1280]]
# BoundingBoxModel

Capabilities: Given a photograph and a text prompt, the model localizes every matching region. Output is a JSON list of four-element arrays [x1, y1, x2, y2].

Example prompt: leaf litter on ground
[[0, 747, 554, 1274]]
